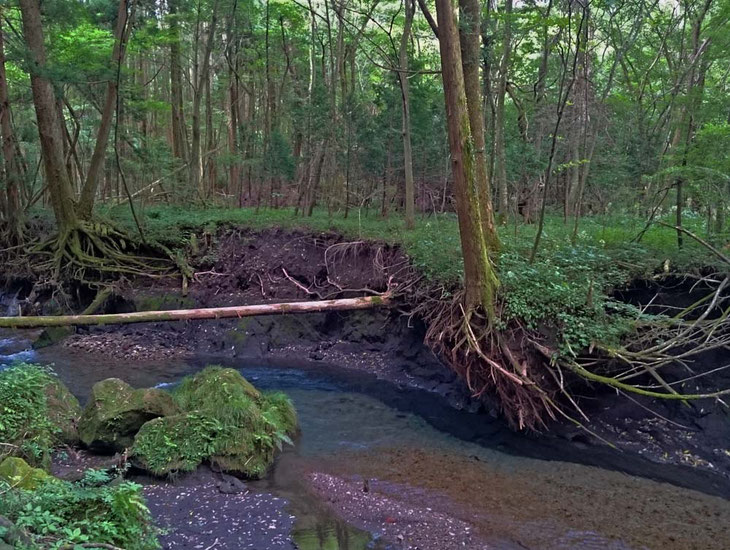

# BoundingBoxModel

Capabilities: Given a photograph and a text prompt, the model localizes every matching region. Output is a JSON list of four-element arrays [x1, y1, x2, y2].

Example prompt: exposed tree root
[[407, 273, 730, 430], [1, 219, 189, 311], [410, 287, 560, 430]]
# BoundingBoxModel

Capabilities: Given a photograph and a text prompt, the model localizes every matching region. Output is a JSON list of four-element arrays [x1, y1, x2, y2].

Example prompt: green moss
[[172, 365, 261, 409], [132, 366, 297, 477], [79, 379, 179, 452], [0, 457, 51, 490], [0, 364, 79, 468]]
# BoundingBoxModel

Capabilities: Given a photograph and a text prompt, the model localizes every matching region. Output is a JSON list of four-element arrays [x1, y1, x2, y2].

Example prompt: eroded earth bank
[[3, 228, 730, 550]]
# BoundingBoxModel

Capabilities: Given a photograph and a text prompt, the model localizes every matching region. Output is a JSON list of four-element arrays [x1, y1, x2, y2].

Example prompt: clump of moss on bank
[[132, 366, 297, 477], [0, 364, 81, 468]]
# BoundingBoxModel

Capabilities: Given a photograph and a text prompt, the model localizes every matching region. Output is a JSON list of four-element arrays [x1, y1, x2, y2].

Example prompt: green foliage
[[0, 365, 60, 467], [132, 366, 297, 477], [0, 470, 159, 550]]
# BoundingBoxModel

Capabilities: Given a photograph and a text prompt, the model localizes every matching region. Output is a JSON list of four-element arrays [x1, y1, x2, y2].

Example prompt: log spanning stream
[[2, 330, 730, 549]]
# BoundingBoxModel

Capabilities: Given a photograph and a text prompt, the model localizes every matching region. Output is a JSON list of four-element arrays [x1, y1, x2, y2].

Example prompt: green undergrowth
[[0, 469, 159, 550], [102, 204, 719, 356], [132, 366, 297, 477], [0, 364, 158, 550], [0, 364, 81, 468]]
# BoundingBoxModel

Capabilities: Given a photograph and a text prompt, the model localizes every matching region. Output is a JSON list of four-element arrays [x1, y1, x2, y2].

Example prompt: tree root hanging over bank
[[409, 274, 730, 431], [2, 220, 188, 307], [412, 288, 561, 430]]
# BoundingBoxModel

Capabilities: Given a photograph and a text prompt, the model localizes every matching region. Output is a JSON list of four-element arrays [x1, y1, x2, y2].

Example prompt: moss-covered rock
[[79, 379, 179, 453], [0, 457, 51, 490], [132, 366, 297, 477], [45, 378, 82, 446]]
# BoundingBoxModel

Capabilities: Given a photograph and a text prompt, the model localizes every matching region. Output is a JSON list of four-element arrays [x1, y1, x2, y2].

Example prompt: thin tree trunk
[[78, 0, 133, 218], [398, 0, 416, 229], [494, 0, 512, 217], [189, 0, 219, 197], [169, 0, 187, 163]]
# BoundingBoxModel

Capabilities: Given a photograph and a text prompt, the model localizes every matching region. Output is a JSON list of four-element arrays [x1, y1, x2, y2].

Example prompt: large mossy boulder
[[79, 378, 179, 453], [0, 457, 51, 490], [132, 366, 297, 477], [0, 364, 81, 468]]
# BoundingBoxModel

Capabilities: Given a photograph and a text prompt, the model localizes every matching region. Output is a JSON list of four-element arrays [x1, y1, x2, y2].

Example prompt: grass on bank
[[97, 204, 721, 355]]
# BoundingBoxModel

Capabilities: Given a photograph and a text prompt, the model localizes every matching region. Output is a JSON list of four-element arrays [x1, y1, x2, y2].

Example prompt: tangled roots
[[414, 289, 562, 430]]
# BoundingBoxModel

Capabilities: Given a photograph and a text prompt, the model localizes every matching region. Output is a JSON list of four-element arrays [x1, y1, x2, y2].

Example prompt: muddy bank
[[310, 446, 730, 550]]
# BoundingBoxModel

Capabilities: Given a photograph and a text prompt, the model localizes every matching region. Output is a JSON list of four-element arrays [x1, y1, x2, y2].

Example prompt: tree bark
[[435, 0, 499, 318], [18, 0, 78, 232], [0, 294, 392, 328]]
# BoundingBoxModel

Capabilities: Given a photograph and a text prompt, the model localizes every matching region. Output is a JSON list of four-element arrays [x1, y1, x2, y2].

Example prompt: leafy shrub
[[0, 469, 159, 549]]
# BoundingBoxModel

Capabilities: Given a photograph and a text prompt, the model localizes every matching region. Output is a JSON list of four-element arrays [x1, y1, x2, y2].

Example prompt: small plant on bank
[[0, 365, 65, 467], [0, 469, 159, 549]]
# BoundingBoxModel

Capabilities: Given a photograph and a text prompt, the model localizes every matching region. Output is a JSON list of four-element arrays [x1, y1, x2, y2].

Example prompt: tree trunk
[[435, 0, 499, 318], [189, 1, 218, 197], [0, 15, 24, 238], [494, 0, 512, 217], [18, 0, 78, 232], [398, 0, 416, 229], [169, 0, 187, 166], [459, 0, 499, 249], [78, 0, 133, 219]]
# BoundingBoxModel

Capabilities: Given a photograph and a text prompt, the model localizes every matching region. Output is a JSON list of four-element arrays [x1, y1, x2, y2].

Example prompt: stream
[[2, 330, 730, 549]]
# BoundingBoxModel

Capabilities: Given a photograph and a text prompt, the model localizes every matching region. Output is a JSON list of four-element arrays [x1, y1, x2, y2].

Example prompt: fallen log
[[0, 294, 391, 328]]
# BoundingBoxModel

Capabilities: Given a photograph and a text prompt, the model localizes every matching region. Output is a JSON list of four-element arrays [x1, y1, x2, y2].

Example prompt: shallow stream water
[[2, 330, 730, 549]]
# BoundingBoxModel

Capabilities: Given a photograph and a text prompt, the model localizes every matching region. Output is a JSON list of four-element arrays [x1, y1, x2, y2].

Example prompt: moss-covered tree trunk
[[435, 0, 499, 318], [18, 0, 78, 234], [458, 0, 499, 250]]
